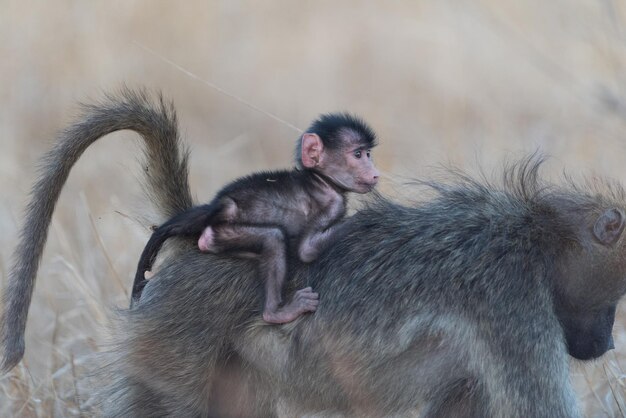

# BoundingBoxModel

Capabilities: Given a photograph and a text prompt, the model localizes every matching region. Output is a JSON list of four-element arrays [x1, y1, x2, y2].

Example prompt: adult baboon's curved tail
[[0, 88, 193, 372]]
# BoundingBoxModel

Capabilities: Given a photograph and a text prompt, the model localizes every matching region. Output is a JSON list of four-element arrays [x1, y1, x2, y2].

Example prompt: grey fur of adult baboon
[[0, 88, 193, 372], [4, 89, 626, 417], [103, 157, 626, 417], [111, 157, 626, 418]]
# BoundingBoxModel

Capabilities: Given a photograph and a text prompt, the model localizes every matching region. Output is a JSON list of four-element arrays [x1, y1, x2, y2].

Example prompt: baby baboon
[[131, 113, 379, 323]]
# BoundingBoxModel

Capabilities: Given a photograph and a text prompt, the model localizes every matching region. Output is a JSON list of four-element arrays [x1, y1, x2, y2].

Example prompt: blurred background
[[2, 0, 626, 416]]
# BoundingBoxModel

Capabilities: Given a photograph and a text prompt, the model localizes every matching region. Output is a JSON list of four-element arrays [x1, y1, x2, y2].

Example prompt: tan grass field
[[3, 1, 626, 416]]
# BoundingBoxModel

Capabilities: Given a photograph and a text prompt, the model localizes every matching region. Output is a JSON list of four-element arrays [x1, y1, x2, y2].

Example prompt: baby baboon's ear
[[593, 208, 625, 246], [301, 133, 323, 168]]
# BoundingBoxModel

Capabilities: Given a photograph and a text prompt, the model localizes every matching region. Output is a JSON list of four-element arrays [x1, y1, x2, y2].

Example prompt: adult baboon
[[113, 158, 623, 418], [2, 90, 625, 417]]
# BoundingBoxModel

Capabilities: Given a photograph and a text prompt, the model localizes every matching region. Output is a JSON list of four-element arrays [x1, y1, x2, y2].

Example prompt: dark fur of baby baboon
[[130, 112, 379, 325], [3, 90, 626, 418]]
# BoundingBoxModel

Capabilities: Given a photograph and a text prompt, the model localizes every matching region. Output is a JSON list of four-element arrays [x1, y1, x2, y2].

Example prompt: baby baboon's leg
[[201, 225, 319, 323]]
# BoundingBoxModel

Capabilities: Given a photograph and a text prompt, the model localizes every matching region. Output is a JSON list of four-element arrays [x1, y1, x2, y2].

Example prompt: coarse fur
[[106, 156, 626, 417], [3, 90, 626, 417]]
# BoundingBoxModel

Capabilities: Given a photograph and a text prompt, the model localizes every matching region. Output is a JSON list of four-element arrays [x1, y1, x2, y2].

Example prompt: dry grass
[[3, 0, 626, 416]]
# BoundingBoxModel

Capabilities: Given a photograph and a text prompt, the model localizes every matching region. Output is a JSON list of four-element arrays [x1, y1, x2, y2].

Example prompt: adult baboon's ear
[[301, 133, 323, 168], [593, 208, 625, 246]]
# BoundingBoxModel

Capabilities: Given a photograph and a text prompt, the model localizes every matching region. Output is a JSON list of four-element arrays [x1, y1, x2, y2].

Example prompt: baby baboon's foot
[[263, 287, 319, 324], [198, 226, 215, 252], [144, 270, 155, 280]]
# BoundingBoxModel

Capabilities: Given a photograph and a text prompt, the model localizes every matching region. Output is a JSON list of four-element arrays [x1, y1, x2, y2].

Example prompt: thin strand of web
[[133, 41, 303, 133]]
